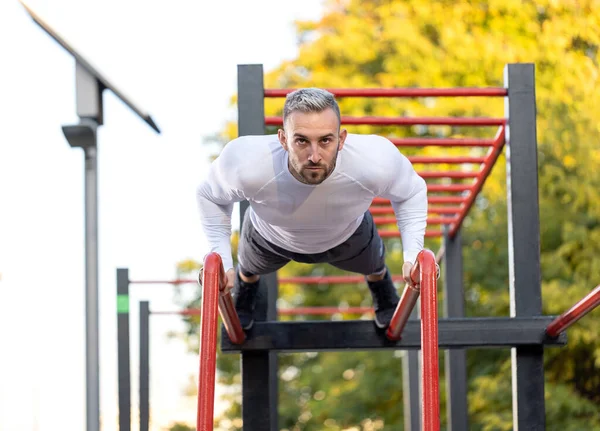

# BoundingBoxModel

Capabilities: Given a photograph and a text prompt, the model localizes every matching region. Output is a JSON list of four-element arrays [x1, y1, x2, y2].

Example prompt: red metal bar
[[409, 156, 486, 164], [427, 184, 472, 192], [418, 171, 479, 179], [419, 249, 440, 431], [374, 216, 458, 225], [450, 127, 506, 237], [545, 285, 600, 337], [390, 137, 495, 147], [373, 197, 466, 205], [370, 206, 460, 215], [196, 253, 222, 431], [380, 229, 443, 238], [130, 279, 197, 285], [429, 206, 462, 215], [428, 196, 466, 204], [386, 262, 422, 341], [265, 116, 506, 127], [264, 88, 508, 98]]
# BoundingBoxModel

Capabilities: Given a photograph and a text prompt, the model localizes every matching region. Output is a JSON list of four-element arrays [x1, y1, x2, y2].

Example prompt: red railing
[[546, 285, 600, 337], [385, 249, 440, 430], [197, 253, 245, 431]]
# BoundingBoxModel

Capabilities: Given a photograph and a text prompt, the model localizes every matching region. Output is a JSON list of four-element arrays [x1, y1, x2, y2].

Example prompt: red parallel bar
[[196, 253, 222, 431], [379, 230, 443, 238], [279, 275, 407, 284], [264, 88, 508, 98], [386, 261, 423, 341], [419, 250, 440, 431], [427, 184, 472, 192], [265, 116, 506, 127], [390, 137, 495, 147], [374, 216, 458, 225], [373, 197, 466, 205], [409, 156, 486, 164], [545, 285, 600, 337], [370, 206, 460, 215], [418, 171, 479, 179], [450, 127, 506, 237]]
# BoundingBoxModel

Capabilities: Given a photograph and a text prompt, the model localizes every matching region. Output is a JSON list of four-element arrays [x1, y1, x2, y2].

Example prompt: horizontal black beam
[[221, 317, 566, 353]]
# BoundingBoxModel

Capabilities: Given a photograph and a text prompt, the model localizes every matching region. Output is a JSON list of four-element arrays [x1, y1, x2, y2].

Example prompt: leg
[[235, 213, 290, 329], [328, 213, 399, 328]]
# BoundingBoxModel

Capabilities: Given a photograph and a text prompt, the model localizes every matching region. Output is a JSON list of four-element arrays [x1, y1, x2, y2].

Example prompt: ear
[[338, 129, 348, 151], [278, 129, 288, 151]]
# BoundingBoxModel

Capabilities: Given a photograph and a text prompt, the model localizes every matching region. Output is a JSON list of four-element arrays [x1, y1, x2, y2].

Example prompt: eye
[[321, 138, 332, 145], [296, 138, 308, 145]]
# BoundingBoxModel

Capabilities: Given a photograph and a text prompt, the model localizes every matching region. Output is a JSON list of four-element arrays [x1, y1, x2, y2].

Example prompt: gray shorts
[[237, 211, 386, 276]]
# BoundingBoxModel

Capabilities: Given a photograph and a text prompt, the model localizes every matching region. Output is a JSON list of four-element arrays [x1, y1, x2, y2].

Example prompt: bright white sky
[[0, 0, 324, 429]]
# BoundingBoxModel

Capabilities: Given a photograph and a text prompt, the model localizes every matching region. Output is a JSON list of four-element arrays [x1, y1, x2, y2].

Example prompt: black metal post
[[504, 63, 545, 430], [117, 268, 131, 431], [237, 64, 279, 431], [139, 301, 150, 431], [443, 228, 469, 430]]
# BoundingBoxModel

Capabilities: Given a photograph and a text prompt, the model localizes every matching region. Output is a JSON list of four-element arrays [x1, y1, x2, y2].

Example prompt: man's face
[[278, 108, 347, 185]]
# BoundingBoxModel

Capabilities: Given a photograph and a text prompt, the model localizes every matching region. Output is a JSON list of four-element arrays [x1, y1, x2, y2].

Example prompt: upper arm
[[376, 138, 426, 202]]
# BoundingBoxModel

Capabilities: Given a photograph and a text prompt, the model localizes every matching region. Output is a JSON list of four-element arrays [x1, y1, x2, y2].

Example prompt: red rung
[[264, 88, 508, 98], [372, 197, 465, 205], [546, 285, 600, 337], [429, 206, 462, 214], [418, 171, 479, 179], [130, 279, 197, 285], [428, 196, 466, 204], [265, 116, 506, 127], [390, 137, 495, 147], [427, 184, 472, 192], [379, 229, 443, 238], [374, 216, 457, 225], [409, 156, 486, 164], [370, 206, 459, 215]]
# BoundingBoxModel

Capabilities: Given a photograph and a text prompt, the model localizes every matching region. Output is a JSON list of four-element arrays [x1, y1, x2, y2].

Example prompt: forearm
[[391, 186, 428, 264], [196, 189, 236, 271]]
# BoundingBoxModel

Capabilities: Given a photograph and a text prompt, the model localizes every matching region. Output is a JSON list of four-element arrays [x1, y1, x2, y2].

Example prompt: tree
[[177, 1, 600, 429]]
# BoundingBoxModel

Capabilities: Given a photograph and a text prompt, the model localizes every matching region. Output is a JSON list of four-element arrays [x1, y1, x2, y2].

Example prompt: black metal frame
[[226, 63, 551, 430]]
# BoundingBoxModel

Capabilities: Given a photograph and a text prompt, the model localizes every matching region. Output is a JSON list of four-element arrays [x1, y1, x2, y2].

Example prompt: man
[[196, 88, 427, 330]]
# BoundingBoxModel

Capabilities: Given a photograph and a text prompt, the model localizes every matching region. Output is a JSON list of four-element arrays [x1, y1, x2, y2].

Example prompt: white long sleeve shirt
[[196, 133, 427, 272]]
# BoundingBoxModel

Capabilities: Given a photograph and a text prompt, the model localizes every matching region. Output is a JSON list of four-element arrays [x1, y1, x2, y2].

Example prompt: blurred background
[[0, 1, 599, 430]]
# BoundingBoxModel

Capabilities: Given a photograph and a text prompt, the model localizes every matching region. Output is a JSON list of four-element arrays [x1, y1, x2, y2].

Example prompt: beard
[[290, 150, 338, 185]]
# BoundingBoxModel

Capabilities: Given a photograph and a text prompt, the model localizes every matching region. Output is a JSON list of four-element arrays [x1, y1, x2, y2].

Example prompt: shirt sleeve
[[196, 141, 248, 272], [378, 142, 428, 265]]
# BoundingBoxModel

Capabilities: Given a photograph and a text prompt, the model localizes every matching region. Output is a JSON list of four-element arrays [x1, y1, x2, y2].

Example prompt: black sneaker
[[232, 272, 259, 330], [367, 267, 400, 329]]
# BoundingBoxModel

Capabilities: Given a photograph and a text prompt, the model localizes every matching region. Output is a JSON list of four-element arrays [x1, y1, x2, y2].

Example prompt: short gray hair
[[283, 88, 341, 128]]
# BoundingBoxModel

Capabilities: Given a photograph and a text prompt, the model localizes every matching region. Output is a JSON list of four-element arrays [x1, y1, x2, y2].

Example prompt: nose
[[308, 143, 322, 164]]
